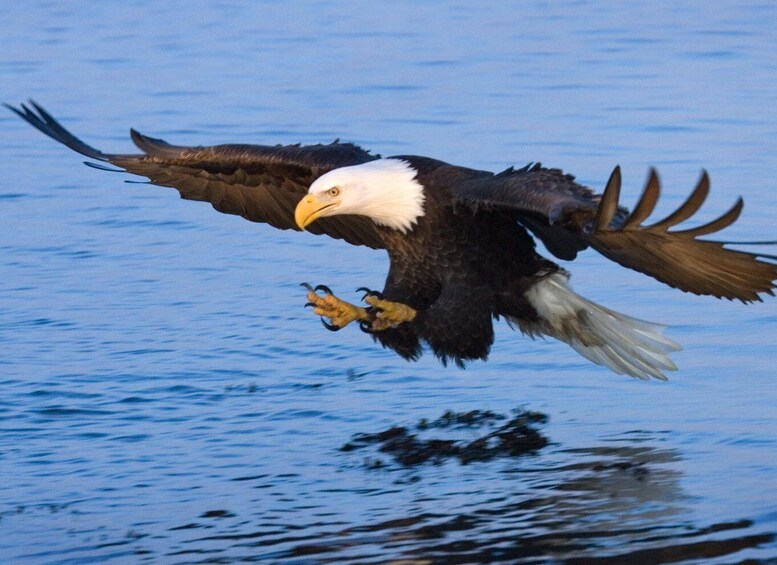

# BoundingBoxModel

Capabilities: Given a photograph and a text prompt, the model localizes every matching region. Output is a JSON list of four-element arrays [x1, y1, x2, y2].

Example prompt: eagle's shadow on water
[[339, 407, 549, 469]]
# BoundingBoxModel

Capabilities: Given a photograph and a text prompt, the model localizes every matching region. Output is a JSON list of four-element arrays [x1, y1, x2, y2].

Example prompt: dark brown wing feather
[[454, 163, 777, 302], [453, 163, 626, 260], [7, 101, 385, 249], [455, 163, 601, 222]]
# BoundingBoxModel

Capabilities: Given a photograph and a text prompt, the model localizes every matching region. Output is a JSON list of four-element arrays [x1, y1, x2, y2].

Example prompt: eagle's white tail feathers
[[520, 272, 682, 380]]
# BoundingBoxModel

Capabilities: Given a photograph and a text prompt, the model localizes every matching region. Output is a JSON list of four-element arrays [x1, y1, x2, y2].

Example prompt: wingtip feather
[[593, 165, 622, 231], [589, 170, 776, 302]]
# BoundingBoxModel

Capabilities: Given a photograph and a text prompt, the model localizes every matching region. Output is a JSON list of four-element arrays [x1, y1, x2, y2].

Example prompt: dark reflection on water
[[170, 440, 772, 563]]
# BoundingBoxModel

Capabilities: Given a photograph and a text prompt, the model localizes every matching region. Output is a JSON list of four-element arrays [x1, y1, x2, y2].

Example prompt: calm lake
[[2, 2, 776, 563]]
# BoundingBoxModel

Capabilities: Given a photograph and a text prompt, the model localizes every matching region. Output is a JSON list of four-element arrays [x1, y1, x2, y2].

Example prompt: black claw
[[359, 320, 375, 334], [300, 282, 314, 292], [321, 318, 341, 332], [357, 287, 383, 300], [314, 284, 333, 295], [304, 301, 316, 309]]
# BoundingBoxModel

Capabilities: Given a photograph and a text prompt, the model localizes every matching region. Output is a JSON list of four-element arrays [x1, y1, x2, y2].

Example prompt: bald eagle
[[8, 101, 777, 380]]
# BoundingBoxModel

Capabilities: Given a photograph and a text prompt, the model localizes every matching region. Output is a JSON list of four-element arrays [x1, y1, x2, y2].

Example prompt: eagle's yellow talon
[[364, 296, 417, 327], [304, 286, 369, 329], [304, 286, 416, 331]]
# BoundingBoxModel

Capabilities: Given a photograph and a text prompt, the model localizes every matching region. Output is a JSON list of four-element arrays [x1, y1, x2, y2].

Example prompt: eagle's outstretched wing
[[6, 101, 385, 249], [454, 163, 777, 303]]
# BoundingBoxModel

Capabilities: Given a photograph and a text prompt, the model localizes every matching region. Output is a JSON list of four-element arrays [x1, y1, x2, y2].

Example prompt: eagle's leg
[[302, 283, 369, 331]]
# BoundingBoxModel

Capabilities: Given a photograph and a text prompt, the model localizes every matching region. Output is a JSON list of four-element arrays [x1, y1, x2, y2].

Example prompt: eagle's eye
[[327, 187, 340, 198]]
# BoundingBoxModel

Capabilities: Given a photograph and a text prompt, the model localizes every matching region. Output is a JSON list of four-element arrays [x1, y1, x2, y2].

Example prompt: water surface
[[2, 2, 776, 563]]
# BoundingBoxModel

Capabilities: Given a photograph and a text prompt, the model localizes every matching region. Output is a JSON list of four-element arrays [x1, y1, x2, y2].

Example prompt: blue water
[[2, 2, 777, 563]]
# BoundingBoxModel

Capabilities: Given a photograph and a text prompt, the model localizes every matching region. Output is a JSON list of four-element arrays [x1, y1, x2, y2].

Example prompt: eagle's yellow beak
[[295, 193, 337, 230]]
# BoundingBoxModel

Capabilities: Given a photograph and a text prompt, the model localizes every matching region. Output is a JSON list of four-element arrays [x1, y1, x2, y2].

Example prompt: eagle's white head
[[294, 158, 425, 233]]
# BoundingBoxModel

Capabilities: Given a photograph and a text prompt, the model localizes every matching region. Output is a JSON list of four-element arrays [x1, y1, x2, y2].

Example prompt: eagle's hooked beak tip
[[295, 194, 317, 230], [295, 193, 338, 230]]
